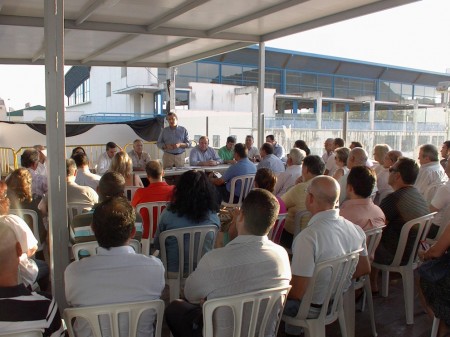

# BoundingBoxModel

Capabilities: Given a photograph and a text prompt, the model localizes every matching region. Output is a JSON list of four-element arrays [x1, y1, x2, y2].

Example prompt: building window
[[67, 78, 90, 106], [213, 135, 220, 148], [106, 82, 111, 97]]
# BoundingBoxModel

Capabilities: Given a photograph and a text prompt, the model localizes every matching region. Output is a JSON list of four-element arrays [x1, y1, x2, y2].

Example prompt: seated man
[[340, 166, 385, 231], [65, 197, 165, 337], [245, 135, 260, 162], [415, 144, 448, 204], [131, 160, 174, 239], [71, 171, 143, 243], [280, 155, 325, 248], [266, 134, 286, 160], [274, 148, 305, 197], [128, 139, 151, 171], [284, 176, 369, 336], [210, 143, 257, 202], [257, 143, 285, 174], [96, 141, 119, 175], [73, 153, 101, 190], [218, 136, 236, 164], [189, 136, 222, 166], [429, 160, 450, 238], [371, 157, 429, 292], [165, 189, 291, 337], [0, 221, 65, 337], [21, 148, 48, 199], [66, 159, 98, 205], [33, 144, 47, 176], [324, 137, 344, 177]]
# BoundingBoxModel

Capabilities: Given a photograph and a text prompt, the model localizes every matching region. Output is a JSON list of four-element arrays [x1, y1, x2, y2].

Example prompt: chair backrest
[[268, 213, 287, 244], [67, 203, 93, 225], [0, 330, 43, 337], [72, 239, 141, 260], [293, 210, 312, 237], [222, 174, 255, 208], [124, 186, 140, 202], [202, 285, 291, 337], [159, 225, 218, 299], [9, 209, 41, 250], [390, 212, 436, 267], [364, 225, 385, 260], [295, 249, 362, 325], [63, 299, 164, 337], [136, 201, 168, 255]]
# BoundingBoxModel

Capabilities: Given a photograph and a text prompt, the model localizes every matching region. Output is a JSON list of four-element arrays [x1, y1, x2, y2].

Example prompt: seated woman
[[294, 139, 311, 155], [154, 170, 220, 273], [419, 224, 450, 337], [333, 147, 350, 181], [3, 174, 49, 291], [110, 151, 143, 187]]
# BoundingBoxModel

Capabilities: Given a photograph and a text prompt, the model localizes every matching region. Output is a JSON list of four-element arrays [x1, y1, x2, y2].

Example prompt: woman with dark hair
[[294, 140, 311, 156], [254, 168, 287, 214], [71, 146, 86, 158], [154, 170, 220, 272]]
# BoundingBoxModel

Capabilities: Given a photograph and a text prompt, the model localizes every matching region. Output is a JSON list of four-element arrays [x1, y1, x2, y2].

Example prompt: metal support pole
[[257, 42, 265, 147], [45, 0, 69, 308]]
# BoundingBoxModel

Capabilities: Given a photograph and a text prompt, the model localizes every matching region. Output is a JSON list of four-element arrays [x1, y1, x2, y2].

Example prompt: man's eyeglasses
[[0, 190, 8, 200]]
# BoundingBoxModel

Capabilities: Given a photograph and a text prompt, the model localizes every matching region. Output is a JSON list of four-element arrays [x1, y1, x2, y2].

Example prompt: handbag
[[418, 251, 450, 283]]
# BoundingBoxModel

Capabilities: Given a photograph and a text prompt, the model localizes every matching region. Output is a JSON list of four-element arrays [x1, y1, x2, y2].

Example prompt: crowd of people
[[1, 112, 450, 337]]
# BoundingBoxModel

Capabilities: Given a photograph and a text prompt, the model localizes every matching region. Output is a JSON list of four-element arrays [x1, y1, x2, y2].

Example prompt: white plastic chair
[[0, 330, 43, 337], [203, 285, 291, 337], [63, 299, 164, 337], [159, 225, 218, 302], [282, 249, 362, 337], [372, 212, 436, 325], [124, 186, 140, 202], [431, 316, 440, 337], [344, 226, 385, 337], [67, 202, 92, 225], [221, 174, 255, 208], [136, 201, 168, 256], [9, 209, 41, 250], [268, 212, 287, 244], [72, 239, 141, 260]]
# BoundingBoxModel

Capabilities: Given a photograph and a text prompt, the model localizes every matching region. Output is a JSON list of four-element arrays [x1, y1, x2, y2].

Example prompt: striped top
[[0, 284, 65, 337]]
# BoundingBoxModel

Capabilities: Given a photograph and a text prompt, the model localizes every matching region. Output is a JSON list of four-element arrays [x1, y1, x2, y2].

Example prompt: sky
[[0, 0, 449, 110]]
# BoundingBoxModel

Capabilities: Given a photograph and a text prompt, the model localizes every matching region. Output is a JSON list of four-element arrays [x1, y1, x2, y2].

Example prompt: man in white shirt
[[284, 176, 369, 335], [245, 135, 260, 162], [165, 189, 291, 337], [20, 149, 48, 198], [415, 144, 448, 204], [324, 137, 344, 176], [274, 148, 305, 197], [128, 139, 151, 171], [73, 153, 101, 190], [322, 138, 334, 163], [96, 141, 119, 175], [65, 196, 165, 337], [66, 159, 98, 205], [189, 136, 222, 166], [339, 147, 371, 205], [33, 145, 47, 176], [429, 159, 450, 238]]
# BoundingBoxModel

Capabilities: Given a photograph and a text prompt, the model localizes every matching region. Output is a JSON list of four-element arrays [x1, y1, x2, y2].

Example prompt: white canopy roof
[[0, 0, 419, 67]]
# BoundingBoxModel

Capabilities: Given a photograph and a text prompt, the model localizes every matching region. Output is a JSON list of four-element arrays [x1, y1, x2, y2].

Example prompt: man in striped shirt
[[0, 220, 65, 337]]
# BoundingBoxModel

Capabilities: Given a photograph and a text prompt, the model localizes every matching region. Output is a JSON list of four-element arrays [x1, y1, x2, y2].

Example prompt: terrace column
[[258, 42, 265, 147], [45, 0, 69, 308]]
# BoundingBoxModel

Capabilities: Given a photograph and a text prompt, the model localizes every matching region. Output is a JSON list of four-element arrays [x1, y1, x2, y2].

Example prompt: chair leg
[[338, 305, 349, 337], [342, 288, 354, 337], [363, 279, 377, 337], [431, 316, 440, 337], [401, 269, 415, 325], [381, 270, 390, 297]]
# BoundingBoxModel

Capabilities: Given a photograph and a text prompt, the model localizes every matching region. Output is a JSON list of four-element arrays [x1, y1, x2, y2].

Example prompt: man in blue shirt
[[189, 136, 222, 166], [157, 112, 191, 168], [266, 134, 286, 160], [211, 143, 256, 202], [257, 143, 285, 173]]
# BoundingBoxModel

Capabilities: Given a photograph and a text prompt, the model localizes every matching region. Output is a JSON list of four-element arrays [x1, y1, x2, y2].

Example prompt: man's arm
[[288, 275, 310, 300], [353, 254, 371, 279]]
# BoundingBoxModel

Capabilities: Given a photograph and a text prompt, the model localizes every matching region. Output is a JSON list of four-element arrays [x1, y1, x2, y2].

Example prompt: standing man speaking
[[157, 112, 191, 168]]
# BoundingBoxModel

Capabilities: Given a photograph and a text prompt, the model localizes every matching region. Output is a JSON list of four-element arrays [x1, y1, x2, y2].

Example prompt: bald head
[[307, 176, 340, 213], [348, 147, 368, 169]]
